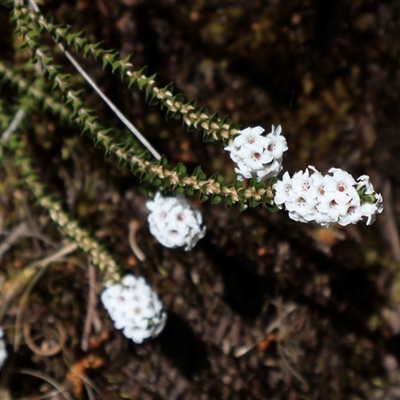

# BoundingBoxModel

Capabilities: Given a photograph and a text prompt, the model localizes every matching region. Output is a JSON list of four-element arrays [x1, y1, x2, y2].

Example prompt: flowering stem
[[4, 133, 123, 285], [24, 0, 161, 160], [13, 3, 240, 145], [0, 59, 275, 210]]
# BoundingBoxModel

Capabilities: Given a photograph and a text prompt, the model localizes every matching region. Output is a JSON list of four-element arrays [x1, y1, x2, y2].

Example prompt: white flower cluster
[[0, 328, 7, 370], [274, 166, 383, 227], [101, 275, 167, 344], [224, 125, 288, 181], [146, 192, 206, 251]]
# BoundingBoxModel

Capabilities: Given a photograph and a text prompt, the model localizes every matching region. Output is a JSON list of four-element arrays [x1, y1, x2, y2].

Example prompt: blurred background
[[1, 1, 400, 399]]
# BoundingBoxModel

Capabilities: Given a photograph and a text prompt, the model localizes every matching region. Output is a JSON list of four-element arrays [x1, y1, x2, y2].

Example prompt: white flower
[[147, 193, 178, 229], [290, 169, 318, 201], [285, 192, 318, 221], [234, 126, 268, 149], [329, 167, 358, 203], [0, 328, 7, 370], [101, 275, 167, 344], [261, 159, 283, 180], [374, 193, 384, 214], [338, 205, 364, 226], [224, 125, 287, 181], [356, 175, 375, 195], [308, 166, 337, 203], [274, 171, 293, 206], [273, 166, 383, 227], [224, 143, 241, 163], [146, 193, 205, 250], [317, 197, 351, 222], [239, 146, 273, 170], [234, 162, 251, 181], [263, 125, 288, 160]]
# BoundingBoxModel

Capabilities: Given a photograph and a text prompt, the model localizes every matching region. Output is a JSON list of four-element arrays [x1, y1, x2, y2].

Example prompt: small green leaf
[[157, 155, 168, 166], [198, 105, 209, 115], [249, 176, 259, 187], [173, 186, 184, 195], [269, 177, 278, 186], [211, 172, 224, 184], [138, 77, 150, 90], [148, 93, 160, 106], [249, 199, 260, 207], [238, 202, 248, 212], [165, 109, 175, 120], [175, 162, 186, 174], [266, 203, 280, 212], [237, 190, 245, 202], [199, 193, 209, 203], [193, 166, 206, 181], [233, 180, 244, 190], [111, 61, 121, 73], [139, 171, 150, 183], [225, 197, 234, 207], [185, 187, 194, 196], [161, 82, 174, 93], [83, 44, 92, 57], [101, 51, 118, 69], [202, 132, 215, 142], [211, 195, 222, 204], [128, 75, 138, 87]]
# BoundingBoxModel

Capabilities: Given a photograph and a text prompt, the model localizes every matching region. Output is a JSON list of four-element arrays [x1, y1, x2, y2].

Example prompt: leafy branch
[[0, 62, 71, 122], [13, 4, 240, 145], [1, 133, 123, 285], [6, 19, 276, 210]]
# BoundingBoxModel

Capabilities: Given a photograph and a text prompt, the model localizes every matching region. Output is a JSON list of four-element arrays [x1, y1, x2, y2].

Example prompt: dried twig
[[381, 179, 400, 264], [129, 219, 146, 262], [23, 320, 66, 357], [81, 261, 98, 352], [17, 368, 74, 400], [11, 242, 78, 350], [1, 108, 25, 141], [0, 222, 28, 261]]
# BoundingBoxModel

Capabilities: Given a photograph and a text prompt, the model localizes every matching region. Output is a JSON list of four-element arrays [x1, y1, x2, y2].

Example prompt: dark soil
[[1, 1, 400, 399]]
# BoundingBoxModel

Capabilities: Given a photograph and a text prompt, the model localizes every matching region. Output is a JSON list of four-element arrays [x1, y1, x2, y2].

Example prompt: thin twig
[[83, 380, 97, 400], [17, 368, 74, 400], [381, 179, 400, 264], [81, 371, 102, 400], [23, 320, 66, 356], [0, 241, 78, 324], [9, 242, 78, 350], [129, 219, 146, 261], [81, 261, 98, 352], [1, 108, 25, 141], [0, 108, 26, 158], [0, 222, 28, 261], [27, 0, 161, 160], [277, 341, 309, 391]]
